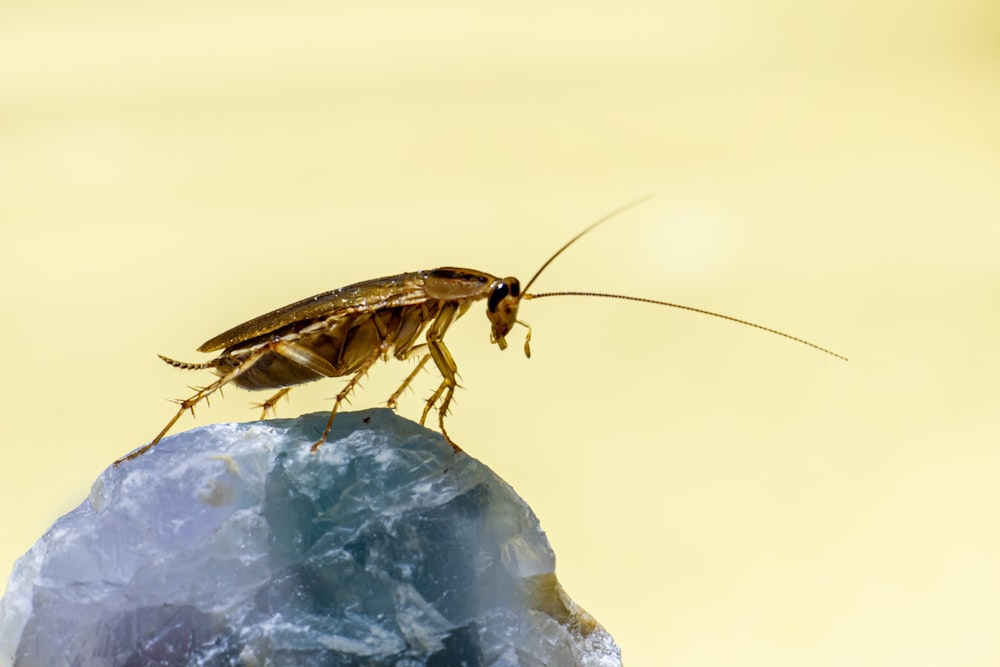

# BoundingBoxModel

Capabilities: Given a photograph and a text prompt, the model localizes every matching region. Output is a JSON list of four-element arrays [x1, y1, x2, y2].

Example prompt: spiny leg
[[420, 380, 447, 427], [115, 348, 270, 467], [254, 387, 292, 419], [386, 352, 431, 409], [419, 303, 463, 452], [419, 377, 461, 451], [310, 349, 384, 453], [435, 379, 459, 448], [260, 337, 354, 424]]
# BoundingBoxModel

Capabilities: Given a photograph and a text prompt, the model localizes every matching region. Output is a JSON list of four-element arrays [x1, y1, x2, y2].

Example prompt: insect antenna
[[524, 291, 848, 360], [520, 196, 845, 360], [521, 194, 655, 294]]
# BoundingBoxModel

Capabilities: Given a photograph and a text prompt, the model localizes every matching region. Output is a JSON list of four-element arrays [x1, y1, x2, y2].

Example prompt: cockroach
[[114, 197, 846, 466]]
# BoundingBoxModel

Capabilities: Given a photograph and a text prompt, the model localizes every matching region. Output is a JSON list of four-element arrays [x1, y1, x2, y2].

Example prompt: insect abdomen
[[220, 303, 440, 391]]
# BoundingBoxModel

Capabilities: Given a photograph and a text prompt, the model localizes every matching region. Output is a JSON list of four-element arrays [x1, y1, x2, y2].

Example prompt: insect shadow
[[115, 196, 845, 466]]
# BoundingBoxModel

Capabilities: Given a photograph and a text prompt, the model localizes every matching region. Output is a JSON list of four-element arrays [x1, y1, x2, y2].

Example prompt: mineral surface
[[0, 409, 621, 667]]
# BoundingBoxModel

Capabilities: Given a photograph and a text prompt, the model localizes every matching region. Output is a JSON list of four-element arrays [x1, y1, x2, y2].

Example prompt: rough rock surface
[[0, 409, 621, 667]]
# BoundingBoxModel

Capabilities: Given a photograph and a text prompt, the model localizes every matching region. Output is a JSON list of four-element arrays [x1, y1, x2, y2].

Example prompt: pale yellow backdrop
[[2, 1, 999, 665]]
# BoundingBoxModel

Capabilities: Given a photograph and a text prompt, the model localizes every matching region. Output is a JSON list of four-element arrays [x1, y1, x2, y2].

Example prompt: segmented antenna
[[522, 195, 846, 360], [522, 194, 655, 294], [525, 291, 847, 360]]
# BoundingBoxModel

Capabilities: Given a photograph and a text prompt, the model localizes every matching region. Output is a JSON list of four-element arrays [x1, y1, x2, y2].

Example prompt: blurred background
[[2, 1, 999, 664]]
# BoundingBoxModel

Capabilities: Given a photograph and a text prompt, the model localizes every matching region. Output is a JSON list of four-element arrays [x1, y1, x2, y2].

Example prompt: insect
[[114, 197, 846, 466]]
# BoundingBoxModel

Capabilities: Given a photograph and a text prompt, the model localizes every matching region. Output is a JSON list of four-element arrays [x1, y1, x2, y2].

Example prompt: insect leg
[[253, 387, 292, 419], [255, 338, 358, 423], [386, 352, 431, 409], [310, 348, 384, 453], [115, 347, 271, 467], [419, 303, 462, 452], [273, 340, 341, 377], [420, 375, 460, 451]]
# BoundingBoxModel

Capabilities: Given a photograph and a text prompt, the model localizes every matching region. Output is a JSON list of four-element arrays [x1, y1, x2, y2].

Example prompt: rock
[[0, 409, 621, 667]]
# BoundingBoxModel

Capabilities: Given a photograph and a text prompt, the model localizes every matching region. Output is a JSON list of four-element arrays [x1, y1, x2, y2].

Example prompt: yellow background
[[2, 1, 999, 664]]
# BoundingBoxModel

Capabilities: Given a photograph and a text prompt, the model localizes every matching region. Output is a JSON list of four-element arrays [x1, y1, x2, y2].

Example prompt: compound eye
[[487, 282, 510, 312], [508, 278, 520, 298]]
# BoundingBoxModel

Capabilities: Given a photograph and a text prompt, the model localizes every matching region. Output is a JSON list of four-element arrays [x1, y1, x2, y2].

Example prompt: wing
[[197, 271, 431, 352]]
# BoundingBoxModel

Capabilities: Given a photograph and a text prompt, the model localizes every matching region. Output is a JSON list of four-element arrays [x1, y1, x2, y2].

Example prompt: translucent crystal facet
[[0, 410, 621, 667]]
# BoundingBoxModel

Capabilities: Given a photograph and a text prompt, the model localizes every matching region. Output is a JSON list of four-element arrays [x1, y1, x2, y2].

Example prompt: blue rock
[[0, 410, 621, 667]]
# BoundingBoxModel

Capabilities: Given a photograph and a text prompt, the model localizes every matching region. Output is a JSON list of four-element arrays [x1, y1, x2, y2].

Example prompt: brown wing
[[197, 271, 431, 352]]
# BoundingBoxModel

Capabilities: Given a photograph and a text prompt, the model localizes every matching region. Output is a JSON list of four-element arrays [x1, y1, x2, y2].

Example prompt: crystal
[[0, 409, 621, 667]]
